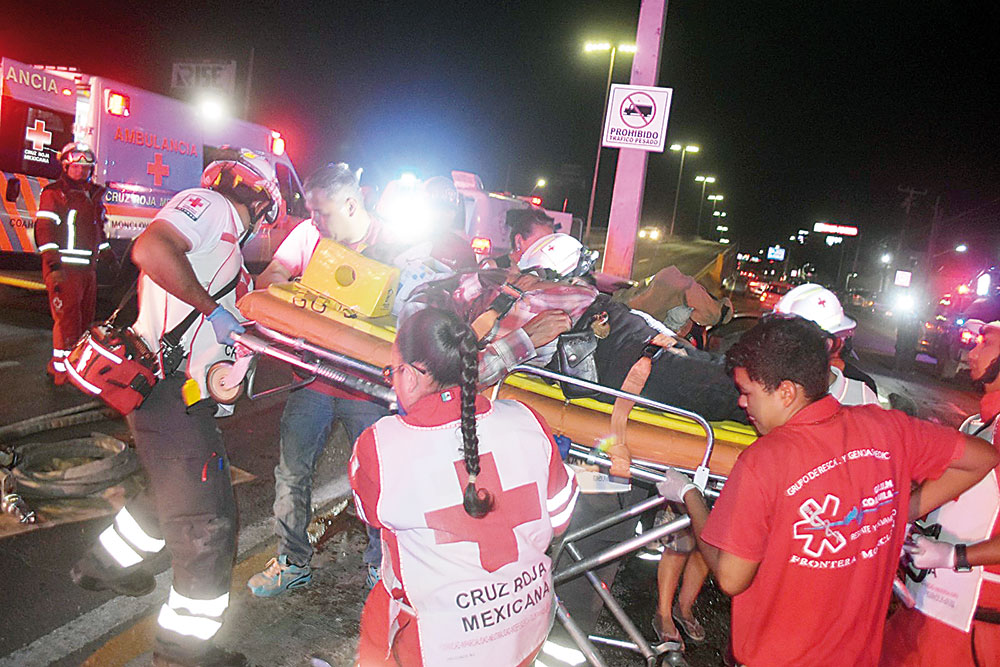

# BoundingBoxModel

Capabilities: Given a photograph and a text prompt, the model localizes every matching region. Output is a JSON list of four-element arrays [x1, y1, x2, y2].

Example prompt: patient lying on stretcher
[[401, 260, 748, 424]]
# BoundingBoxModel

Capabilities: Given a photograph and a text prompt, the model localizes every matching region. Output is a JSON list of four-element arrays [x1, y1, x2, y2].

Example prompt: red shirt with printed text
[[702, 396, 964, 667]]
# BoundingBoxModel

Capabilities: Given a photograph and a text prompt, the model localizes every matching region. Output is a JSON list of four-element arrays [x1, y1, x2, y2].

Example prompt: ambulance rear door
[[0, 57, 77, 255]]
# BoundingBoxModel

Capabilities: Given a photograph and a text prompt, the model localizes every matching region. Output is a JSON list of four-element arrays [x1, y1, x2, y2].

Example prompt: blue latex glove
[[206, 305, 245, 345]]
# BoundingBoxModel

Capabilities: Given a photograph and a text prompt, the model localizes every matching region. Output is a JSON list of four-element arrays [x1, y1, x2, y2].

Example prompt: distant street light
[[583, 41, 636, 244], [694, 175, 716, 237], [881, 253, 892, 264], [531, 178, 547, 194], [668, 144, 699, 236], [956, 243, 968, 253]]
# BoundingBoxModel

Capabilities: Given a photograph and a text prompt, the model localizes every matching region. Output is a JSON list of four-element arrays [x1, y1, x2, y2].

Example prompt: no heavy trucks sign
[[602, 84, 673, 152]]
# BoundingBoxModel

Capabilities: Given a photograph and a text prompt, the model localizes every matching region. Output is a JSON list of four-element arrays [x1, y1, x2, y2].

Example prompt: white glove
[[904, 534, 957, 570], [656, 468, 699, 503]]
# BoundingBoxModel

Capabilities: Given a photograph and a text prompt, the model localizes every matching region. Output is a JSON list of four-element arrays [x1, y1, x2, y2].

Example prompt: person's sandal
[[672, 603, 706, 643], [652, 612, 685, 651]]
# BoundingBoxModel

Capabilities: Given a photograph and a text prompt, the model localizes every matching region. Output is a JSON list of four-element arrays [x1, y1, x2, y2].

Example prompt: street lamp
[[694, 175, 716, 237], [668, 144, 699, 236], [881, 253, 892, 264], [583, 41, 636, 244], [955, 243, 968, 253], [531, 178, 547, 194]]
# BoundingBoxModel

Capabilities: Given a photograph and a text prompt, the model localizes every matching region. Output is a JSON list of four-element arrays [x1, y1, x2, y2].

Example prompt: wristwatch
[[487, 283, 524, 319], [954, 543, 972, 572]]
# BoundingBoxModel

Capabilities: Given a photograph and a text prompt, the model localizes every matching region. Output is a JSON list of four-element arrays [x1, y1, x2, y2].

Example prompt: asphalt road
[[0, 271, 981, 666]]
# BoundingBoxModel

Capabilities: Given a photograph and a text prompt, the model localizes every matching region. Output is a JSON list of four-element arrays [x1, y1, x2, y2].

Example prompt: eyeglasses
[[381, 363, 427, 382]]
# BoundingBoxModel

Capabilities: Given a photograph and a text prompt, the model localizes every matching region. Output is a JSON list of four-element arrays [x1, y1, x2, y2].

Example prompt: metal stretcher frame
[[493, 365, 728, 667]]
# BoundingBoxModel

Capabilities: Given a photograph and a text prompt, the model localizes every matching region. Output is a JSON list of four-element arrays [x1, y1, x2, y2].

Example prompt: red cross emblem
[[147, 153, 170, 186], [187, 196, 204, 208], [25, 120, 52, 151], [424, 452, 541, 573], [818, 298, 827, 307]]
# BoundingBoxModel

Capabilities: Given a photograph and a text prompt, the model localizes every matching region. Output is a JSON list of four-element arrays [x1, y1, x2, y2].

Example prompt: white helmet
[[775, 283, 856, 335], [517, 233, 597, 278]]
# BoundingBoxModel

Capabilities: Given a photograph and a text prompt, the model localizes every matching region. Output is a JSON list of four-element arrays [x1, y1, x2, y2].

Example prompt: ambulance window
[[275, 164, 308, 218], [0, 99, 73, 179]]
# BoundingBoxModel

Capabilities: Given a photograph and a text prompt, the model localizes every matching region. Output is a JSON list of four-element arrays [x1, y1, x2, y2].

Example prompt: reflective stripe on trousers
[[97, 507, 166, 568], [157, 588, 229, 641]]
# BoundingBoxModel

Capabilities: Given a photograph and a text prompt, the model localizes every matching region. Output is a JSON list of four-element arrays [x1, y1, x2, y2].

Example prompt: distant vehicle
[[748, 277, 769, 296], [920, 278, 1000, 378], [0, 56, 308, 280], [845, 288, 877, 311], [638, 226, 661, 241], [759, 282, 793, 310]]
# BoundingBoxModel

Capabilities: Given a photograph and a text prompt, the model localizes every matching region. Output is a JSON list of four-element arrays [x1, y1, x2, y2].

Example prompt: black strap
[[162, 272, 243, 348], [973, 414, 998, 437]]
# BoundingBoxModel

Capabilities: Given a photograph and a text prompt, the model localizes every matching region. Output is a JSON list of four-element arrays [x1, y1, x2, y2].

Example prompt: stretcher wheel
[[206, 361, 244, 405]]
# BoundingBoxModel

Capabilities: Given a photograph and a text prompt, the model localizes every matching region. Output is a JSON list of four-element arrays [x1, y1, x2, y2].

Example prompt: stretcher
[[227, 287, 747, 666], [230, 288, 756, 476]]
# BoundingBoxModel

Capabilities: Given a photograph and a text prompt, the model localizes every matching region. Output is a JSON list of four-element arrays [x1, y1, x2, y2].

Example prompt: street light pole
[[668, 144, 699, 237], [694, 175, 715, 237], [583, 43, 630, 245]]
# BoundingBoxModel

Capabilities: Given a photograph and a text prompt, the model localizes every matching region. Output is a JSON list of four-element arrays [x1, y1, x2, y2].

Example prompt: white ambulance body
[[451, 170, 578, 261], [0, 56, 308, 272]]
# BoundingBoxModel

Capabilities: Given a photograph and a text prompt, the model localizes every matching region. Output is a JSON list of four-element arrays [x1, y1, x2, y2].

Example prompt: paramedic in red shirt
[[880, 318, 1000, 666], [34, 142, 111, 384], [351, 306, 578, 666], [250, 163, 390, 597], [655, 314, 999, 667]]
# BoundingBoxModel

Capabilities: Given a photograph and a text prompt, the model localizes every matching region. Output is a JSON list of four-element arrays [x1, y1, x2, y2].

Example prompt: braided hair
[[397, 307, 494, 518]]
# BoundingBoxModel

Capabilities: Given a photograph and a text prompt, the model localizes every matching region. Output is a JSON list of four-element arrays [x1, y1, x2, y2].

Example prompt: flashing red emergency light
[[270, 131, 285, 156], [106, 91, 130, 117], [471, 237, 492, 256], [961, 330, 980, 346], [528, 196, 543, 206]]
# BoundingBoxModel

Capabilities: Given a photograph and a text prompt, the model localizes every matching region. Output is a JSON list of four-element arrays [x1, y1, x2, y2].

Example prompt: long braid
[[458, 324, 493, 518]]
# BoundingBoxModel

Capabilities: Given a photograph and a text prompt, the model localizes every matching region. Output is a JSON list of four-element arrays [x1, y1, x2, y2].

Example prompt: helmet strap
[[974, 354, 1000, 392]]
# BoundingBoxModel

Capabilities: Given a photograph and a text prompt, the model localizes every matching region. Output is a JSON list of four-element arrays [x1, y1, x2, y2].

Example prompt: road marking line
[[0, 476, 352, 666]]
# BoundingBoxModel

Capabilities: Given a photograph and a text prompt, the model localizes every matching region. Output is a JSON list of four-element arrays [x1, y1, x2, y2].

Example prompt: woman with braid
[[351, 307, 579, 666]]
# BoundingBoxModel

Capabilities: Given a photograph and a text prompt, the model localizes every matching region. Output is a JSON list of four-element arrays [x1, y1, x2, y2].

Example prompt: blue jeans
[[274, 386, 388, 566]]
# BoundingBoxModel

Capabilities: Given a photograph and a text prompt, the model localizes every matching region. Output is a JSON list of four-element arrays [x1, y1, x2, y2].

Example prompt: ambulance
[[0, 56, 309, 285], [451, 170, 578, 261]]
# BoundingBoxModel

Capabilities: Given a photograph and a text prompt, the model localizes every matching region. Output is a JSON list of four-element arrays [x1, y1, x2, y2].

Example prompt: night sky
[[6, 1, 998, 272]]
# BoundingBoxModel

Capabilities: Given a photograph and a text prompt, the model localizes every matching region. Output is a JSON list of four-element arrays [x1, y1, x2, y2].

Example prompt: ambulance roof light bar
[[105, 91, 130, 117]]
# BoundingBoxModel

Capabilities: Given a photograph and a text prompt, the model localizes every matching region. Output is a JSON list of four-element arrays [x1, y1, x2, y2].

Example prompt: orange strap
[[606, 333, 677, 477]]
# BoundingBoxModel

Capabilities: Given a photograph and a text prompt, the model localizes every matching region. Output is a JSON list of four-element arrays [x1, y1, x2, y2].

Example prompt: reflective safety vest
[[34, 177, 109, 269]]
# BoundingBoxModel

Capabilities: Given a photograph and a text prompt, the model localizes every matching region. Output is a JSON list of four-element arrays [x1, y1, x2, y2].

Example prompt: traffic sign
[[602, 84, 673, 152]]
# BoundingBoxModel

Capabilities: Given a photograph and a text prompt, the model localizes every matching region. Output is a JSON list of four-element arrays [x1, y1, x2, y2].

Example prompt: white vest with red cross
[[371, 399, 558, 665]]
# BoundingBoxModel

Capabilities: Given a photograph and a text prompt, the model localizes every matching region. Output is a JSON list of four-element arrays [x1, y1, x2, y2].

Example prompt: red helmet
[[201, 148, 282, 227], [58, 142, 96, 182]]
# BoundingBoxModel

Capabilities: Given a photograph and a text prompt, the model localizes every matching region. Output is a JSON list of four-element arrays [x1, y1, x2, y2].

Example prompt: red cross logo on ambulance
[[793, 494, 848, 558], [25, 120, 53, 151]]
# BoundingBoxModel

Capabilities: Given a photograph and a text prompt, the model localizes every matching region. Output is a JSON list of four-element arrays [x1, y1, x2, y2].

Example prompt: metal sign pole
[[602, 0, 669, 279]]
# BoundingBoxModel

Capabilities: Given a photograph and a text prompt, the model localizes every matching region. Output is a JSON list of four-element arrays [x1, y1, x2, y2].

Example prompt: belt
[[974, 607, 1000, 625]]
